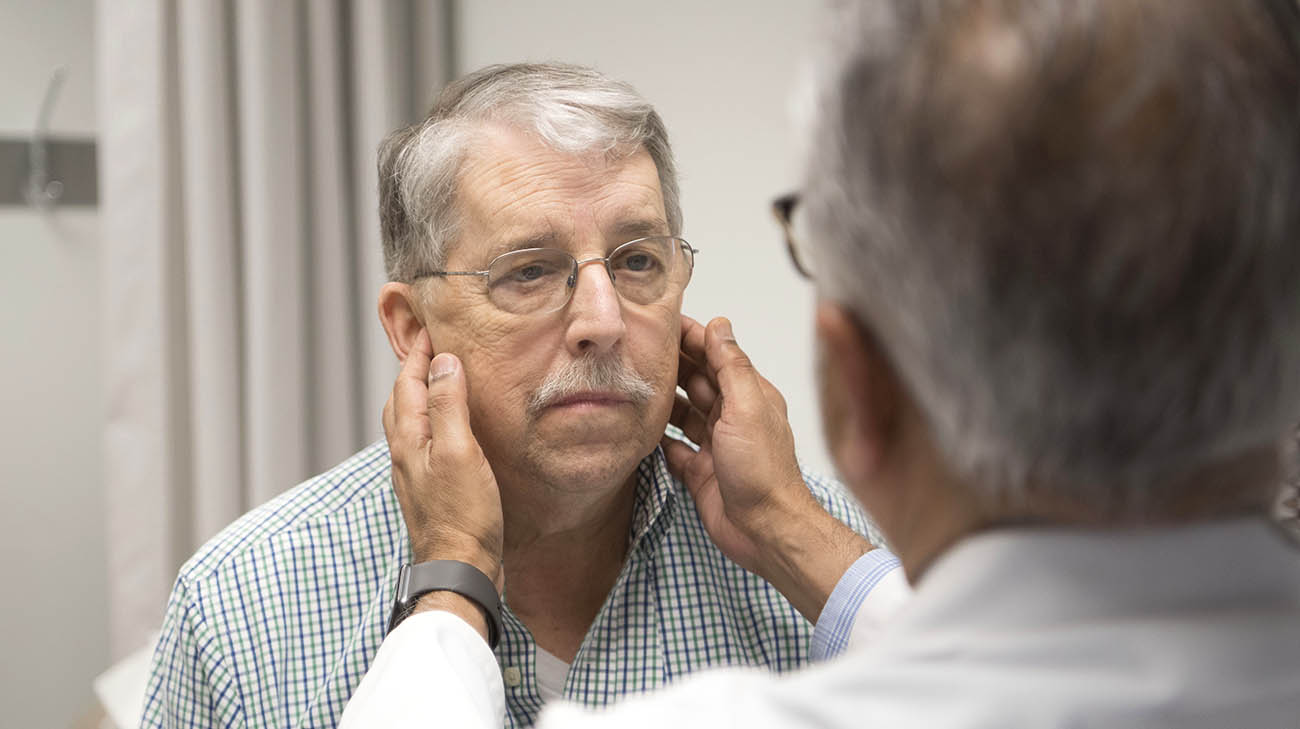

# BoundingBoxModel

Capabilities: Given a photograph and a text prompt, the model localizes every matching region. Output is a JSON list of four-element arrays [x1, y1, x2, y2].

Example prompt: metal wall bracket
[[0, 137, 98, 207]]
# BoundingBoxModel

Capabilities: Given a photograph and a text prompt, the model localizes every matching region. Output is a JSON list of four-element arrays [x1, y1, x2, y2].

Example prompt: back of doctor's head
[[802, 0, 1300, 516]]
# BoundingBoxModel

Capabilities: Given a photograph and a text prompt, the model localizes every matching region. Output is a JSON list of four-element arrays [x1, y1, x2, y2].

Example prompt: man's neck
[[497, 469, 639, 662]]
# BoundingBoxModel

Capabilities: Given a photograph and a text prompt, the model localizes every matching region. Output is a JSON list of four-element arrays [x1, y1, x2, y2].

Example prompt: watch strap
[[387, 560, 503, 649]]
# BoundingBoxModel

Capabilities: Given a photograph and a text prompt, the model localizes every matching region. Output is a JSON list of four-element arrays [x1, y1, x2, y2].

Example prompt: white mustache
[[527, 356, 656, 414]]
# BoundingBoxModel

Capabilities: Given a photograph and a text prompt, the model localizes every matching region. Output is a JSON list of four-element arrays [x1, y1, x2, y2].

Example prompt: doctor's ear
[[377, 282, 428, 361], [814, 303, 904, 482]]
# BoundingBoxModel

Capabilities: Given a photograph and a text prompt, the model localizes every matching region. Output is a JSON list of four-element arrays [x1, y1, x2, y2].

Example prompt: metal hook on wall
[[27, 66, 68, 208]]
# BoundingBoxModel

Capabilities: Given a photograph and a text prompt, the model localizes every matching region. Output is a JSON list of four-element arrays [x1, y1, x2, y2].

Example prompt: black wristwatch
[[387, 560, 503, 649]]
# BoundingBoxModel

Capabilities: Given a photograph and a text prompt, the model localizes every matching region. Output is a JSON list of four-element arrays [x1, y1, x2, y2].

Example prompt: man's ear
[[814, 301, 903, 487], [377, 282, 427, 361]]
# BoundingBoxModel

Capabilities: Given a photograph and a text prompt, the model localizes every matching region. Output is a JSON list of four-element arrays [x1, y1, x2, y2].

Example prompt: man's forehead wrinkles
[[478, 184, 566, 224], [474, 188, 666, 254], [469, 148, 603, 195]]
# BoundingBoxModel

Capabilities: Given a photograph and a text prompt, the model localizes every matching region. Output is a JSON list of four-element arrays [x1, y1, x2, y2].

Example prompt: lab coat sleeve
[[339, 610, 505, 729]]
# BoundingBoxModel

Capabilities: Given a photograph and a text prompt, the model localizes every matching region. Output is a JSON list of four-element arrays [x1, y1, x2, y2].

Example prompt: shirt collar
[[901, 516, 1300, 631], [627, 445, 679, 558]]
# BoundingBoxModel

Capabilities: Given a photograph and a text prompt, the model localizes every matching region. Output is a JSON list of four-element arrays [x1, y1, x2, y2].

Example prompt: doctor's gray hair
[[803, 0, 1300, 514], [378, 63, 682, 282]]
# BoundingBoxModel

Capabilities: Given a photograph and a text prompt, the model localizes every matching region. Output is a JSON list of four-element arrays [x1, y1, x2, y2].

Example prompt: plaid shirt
[[141, 439, 876, 729]]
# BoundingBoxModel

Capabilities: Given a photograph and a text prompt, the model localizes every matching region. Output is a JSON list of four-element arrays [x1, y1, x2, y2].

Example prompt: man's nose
[[564, 259, 625, 355]]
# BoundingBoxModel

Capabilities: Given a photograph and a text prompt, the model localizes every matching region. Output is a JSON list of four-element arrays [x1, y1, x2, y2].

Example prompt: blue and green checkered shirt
[[141, 439, 876, 729]]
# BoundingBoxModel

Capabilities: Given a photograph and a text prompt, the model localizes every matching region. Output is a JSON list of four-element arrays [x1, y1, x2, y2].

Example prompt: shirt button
[[503, 666, 522, 688]]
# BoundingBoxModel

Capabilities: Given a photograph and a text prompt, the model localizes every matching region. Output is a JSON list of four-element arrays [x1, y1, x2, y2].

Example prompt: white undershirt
[[535, 645, 571, 702]]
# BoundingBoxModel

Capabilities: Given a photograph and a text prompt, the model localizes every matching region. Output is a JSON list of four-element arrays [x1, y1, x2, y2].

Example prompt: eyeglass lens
[[484, 237, 693, 314]]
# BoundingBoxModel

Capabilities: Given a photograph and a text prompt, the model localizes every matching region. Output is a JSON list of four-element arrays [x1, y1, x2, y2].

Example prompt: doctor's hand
[[664, 315, 873, 623], [383, 329, 503, 590]]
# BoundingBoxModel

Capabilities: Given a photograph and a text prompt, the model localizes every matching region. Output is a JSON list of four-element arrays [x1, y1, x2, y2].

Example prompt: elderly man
[[340, 0, 1300, 727], [140, 63, 883, 729]]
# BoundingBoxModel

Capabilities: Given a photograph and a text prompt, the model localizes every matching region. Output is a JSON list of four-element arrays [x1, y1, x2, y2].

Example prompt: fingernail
[[429, 353, 456, 382], [720, 320, 735, 341]]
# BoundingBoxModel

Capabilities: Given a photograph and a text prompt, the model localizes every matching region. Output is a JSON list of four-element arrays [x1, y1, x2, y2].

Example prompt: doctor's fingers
[[387, 329, 436, 450], [670, 393, 711, 448]]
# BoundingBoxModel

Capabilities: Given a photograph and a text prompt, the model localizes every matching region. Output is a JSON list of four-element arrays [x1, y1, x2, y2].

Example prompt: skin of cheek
[[421, 284, 542, 463], [614, 296, 682, 446]]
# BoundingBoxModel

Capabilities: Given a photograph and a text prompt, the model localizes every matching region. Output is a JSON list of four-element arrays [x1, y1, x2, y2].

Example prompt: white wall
[[456, 0, 835, 474], [0, 1, 107, 728]]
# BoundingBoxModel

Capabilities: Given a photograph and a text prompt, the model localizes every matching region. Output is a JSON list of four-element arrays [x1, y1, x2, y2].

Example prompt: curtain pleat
[[177, 0, 243, 545], [234, 0, 310, 506], [99, 0, 450, 658], [305, 0, 364, 470]]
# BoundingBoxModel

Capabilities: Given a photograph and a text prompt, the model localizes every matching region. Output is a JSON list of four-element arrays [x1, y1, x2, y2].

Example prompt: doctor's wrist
[[751, 497, 875, 623], [410, 591, 495, 644], [410, 533, 503, 588]]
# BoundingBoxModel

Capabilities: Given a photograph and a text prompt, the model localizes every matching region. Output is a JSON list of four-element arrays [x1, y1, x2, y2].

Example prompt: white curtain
[[96, 0, 453, 660]]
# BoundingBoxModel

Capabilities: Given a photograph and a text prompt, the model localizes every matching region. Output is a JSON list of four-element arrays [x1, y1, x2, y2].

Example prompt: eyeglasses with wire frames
[[415, 236, 698, 315], [772, 192, 815, 280]]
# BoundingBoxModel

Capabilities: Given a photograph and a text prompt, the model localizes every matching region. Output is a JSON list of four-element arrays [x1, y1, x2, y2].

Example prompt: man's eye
[[615, 250, 662, 273], [501, 258, 565, 284], [512, 264, 548, 281], [625, 254, 652, 271]]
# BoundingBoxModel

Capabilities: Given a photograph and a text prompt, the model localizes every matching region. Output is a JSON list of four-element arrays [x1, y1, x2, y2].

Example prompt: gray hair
[[803, 0, 1300, 514], [378, 62, 682, 282]]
